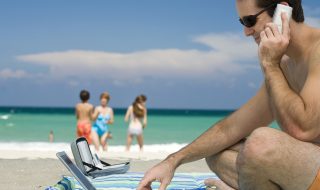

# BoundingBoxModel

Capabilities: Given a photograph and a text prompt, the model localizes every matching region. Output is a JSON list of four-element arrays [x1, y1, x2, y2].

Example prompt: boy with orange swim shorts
[[75, 90, 94, 144]]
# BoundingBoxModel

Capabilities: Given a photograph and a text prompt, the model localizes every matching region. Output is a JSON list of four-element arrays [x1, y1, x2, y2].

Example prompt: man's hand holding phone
[[273, 4, 292, 33], [259, 4, 292, 70]]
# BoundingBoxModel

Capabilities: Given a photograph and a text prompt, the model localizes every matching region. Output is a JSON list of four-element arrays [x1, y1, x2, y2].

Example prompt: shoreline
[[0, 149, 171, 160], [0, 150, 212, 190], [0, 142, 188, 161]]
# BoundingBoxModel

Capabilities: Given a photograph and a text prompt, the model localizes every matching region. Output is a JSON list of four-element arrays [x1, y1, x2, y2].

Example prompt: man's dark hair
[[80, 90, 90, 102], [256, 0, 304, 22]]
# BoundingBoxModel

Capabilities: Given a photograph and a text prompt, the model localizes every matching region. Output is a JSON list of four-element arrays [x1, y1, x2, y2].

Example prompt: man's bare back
[[76, 102, 94, 122], [76, 90, 94, 144]]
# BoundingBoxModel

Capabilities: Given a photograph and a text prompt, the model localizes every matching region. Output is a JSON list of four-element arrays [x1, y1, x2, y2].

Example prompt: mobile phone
[[272, 4, 292, 32]]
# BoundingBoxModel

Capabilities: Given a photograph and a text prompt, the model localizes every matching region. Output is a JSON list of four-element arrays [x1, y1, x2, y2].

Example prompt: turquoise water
[[0, 107, 279, 145]]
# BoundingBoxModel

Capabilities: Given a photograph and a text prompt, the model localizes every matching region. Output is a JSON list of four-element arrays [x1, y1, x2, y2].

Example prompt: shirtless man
[[75, 90, 94, 144], [138, 0, 320, 189]]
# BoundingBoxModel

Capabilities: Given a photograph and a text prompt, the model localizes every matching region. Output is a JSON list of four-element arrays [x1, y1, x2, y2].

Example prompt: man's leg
[[205, 140, 244, 189], [237, 127, 320, 190]]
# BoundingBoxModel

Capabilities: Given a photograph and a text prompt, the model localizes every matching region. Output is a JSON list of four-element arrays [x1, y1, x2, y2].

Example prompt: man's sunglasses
[[239, 3, 277, 28]]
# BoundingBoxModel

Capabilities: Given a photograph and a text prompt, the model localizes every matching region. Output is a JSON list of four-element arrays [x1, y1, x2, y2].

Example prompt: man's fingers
[[139, 177, 170, 190], [137, 175, 155, 190], [281, 12, 290, 37], [260, 31, 266, 38], [260, 30, 267, 42], [158, 180, 170, 190], [264, 27, 273, 38], [137, 182, 152, 190], [265, 23, 281, 36], [204, 178, 217, 186], [137, 186, 152, 190]]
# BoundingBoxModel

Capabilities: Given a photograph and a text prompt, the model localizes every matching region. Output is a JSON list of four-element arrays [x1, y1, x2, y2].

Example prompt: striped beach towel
[[49, 172, 218, 190]]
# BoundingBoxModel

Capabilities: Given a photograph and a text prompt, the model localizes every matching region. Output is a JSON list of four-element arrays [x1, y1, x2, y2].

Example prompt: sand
[[0, 150, 212, 190]]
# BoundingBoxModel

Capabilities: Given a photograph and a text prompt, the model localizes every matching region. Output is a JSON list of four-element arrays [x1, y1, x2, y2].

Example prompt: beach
[[0, 150, 211, 190], [0, 107, 226, 189], [0, 108, 227, 189]]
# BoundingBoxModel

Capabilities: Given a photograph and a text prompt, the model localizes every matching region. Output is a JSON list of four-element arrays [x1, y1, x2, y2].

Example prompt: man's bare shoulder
[[76, 103, 93, 110], [75, 103, 81, 109], [310, 36, 320, 64], [86, 103, 94, 110]]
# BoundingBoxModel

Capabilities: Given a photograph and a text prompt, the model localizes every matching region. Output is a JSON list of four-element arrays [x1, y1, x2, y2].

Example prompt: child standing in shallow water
[[49, 130, 54, 142], [75, 90, 94, 144]]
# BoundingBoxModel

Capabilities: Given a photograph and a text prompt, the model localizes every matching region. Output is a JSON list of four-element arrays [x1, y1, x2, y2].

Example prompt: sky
[[0, 1, 319, 109]]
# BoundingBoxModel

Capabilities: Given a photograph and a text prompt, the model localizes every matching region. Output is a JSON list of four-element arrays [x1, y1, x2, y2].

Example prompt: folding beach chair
[[71, 137, 130, 178]]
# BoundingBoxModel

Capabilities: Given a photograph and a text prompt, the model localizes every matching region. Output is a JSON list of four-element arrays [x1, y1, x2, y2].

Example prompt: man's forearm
[[165, 82, 275, 168], [166, 120, 242, 168]]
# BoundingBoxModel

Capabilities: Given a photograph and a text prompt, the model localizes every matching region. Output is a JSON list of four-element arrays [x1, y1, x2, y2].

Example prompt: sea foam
[[0, 142, 187, 160]]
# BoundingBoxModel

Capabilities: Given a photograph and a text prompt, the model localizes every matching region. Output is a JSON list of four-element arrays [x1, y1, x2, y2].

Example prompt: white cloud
[[192, 33, 256, 60], [0, 69, 28, 79], [17, 33, 258, 83]]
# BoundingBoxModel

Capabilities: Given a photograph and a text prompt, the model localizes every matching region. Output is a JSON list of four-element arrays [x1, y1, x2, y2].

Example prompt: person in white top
[[124, 94, 147, 151]]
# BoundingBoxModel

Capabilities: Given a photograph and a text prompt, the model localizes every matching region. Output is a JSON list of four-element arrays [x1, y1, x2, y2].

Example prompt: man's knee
[[236, 127, 280, 169]]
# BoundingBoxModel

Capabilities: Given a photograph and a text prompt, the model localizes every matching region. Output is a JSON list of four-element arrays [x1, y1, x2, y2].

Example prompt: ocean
[[0, 106, 279, 152]]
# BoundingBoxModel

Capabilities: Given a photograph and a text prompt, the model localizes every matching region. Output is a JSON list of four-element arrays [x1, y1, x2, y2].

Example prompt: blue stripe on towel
[[64, 172, 218, 190]]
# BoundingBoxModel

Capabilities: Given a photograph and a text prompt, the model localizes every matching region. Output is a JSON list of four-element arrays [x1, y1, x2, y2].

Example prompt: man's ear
[[280, 1, 289, 6]]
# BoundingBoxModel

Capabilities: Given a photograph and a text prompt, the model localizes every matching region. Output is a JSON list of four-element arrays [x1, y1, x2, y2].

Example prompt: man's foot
[[204, 178, 236, 190]]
